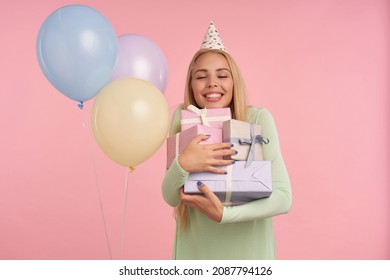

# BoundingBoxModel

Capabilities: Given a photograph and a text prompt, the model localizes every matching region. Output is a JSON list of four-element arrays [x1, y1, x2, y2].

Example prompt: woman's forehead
[[192, 53, 230, 71]]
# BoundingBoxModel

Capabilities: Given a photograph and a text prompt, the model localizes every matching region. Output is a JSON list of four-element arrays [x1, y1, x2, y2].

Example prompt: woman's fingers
[[179, 134, 237, 173], [180, 183, 223, 223], [211, 148, 237, 158], [190, 135, 236, 156], [207, 166, 228, 174], [207, 142, 234, 151], [191, 134, 212, 145]]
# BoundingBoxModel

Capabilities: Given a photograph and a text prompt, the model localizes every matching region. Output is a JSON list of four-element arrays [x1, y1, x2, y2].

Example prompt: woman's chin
[[202, 100, 230, 109]]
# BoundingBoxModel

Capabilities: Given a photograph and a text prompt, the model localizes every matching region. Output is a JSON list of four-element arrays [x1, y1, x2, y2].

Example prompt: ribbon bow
[[187, 105, 210, 127], [239, 124, 269, 167]]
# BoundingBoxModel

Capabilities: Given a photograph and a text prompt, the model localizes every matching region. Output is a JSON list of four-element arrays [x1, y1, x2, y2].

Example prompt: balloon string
[[81, 110, 112, 260], [81, 104, 86, 128], [120, 167, 130, 258], [92, 154, 113, 260]]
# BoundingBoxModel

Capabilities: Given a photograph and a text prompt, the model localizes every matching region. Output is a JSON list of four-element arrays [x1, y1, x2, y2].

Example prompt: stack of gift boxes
[[167, 105, 272, 206]]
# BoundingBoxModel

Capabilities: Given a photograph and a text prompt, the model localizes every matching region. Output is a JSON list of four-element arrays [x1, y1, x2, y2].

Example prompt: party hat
[[201, 21, 227, 52]]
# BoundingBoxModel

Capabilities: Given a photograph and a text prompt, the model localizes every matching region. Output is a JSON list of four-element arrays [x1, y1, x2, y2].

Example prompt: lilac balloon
[[111, 34, 168, 93]]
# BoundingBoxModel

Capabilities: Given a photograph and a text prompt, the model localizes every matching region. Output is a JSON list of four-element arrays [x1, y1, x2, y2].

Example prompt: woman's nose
[[207, 78, 217, 87]]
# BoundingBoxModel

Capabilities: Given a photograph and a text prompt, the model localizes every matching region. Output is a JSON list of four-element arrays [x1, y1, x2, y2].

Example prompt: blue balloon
[[36, 5, 117, 103]]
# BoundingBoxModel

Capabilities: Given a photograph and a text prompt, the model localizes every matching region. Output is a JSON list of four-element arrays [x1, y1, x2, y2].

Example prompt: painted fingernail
[[197, 181, 203, 186], [235, 150, 238, 154], [205, 134, 211, 138], [230, 143, 234, 147], [224, 171, 228, 174], [232, 160, 236, 164]]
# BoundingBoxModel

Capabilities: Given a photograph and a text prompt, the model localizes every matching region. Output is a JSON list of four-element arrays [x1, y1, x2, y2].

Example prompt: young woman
[[162, 24, 292, 260]]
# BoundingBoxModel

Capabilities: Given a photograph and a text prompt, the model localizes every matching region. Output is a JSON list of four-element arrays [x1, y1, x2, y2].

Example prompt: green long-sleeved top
[[162, 106, 292, 259]]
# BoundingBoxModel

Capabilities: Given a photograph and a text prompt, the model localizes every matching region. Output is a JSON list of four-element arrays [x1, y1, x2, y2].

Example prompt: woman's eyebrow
[[193, 69, 208, 75], [216, 68, 231, 73], [193, 68, 231, 74]]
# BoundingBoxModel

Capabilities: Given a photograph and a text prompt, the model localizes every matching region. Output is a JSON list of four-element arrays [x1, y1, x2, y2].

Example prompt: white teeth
[[205, 93, 222, 98]]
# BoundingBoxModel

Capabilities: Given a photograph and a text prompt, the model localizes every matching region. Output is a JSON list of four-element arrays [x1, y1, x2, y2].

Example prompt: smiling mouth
[[204, 93, 223, 98]]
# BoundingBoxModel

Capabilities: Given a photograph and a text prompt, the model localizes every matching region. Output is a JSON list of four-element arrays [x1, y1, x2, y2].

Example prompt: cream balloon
[[91, 77, 170, 168]]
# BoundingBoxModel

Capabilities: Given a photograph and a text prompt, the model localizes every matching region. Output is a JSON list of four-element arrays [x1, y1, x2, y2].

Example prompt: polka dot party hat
[[201, 21, 227, 52]]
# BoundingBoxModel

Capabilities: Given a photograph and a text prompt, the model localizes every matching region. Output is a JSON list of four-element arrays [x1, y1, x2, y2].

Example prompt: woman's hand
[[178, 134, 236, 174], [180, 182, 224, 222]]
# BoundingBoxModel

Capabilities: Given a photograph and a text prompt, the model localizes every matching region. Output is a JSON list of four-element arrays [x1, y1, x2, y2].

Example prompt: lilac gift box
[[166, 124, 222, 168], [223, 119, 269, 167], [184, 161, 272, 205], [180, 105, 231, 131]]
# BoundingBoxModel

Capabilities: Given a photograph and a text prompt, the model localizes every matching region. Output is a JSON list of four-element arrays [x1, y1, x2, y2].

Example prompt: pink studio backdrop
[[0, 0, 389, 260]]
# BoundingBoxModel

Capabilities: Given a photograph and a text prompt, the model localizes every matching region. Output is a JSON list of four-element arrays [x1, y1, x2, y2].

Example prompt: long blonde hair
[[176, 49, 249, 230]]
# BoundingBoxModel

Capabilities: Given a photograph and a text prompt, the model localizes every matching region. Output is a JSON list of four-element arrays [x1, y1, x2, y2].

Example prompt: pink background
[[0, 0, 389, 260]]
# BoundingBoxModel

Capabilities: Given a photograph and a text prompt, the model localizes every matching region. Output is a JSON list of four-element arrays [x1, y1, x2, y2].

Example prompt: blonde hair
[[176, 49, 249, 230]]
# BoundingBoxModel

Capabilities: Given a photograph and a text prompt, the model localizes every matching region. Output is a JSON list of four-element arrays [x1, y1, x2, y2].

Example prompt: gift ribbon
[[188, 105, 210, 126], [237, 124, 269, 167], [224, 165, 233, 205], [181, 105, 231, 127]]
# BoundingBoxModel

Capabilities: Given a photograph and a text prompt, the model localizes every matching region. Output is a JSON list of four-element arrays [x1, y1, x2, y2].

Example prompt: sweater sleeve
[[161, 105, 189, 207], [220, 107, 292, 223]]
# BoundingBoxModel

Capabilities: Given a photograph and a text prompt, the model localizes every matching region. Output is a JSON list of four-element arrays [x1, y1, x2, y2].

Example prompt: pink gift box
[[180, 105, 231, 131], [184, 161, 272, 206], [166, 125, 222, 168]]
